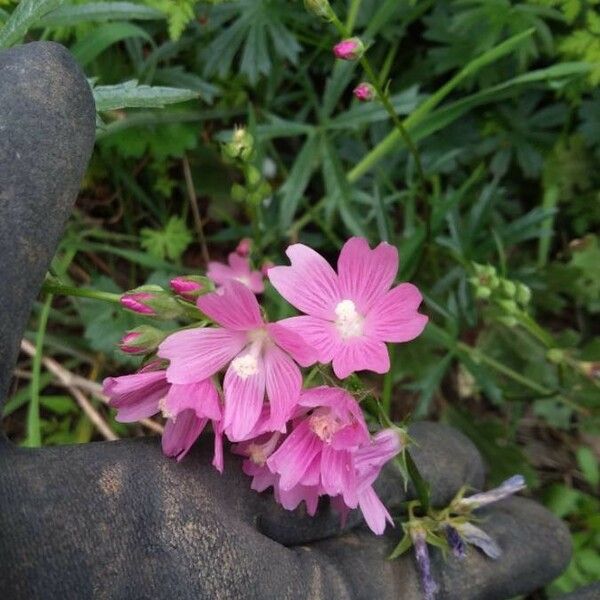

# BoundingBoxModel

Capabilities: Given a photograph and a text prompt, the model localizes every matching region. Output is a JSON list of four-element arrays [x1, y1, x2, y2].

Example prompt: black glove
[[0, 42, 572, 600]]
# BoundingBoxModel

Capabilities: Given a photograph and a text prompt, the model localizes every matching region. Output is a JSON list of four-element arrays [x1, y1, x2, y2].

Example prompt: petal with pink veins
[[162, 409, 207, 461], [337, 237, 398, 313], [267, 321, 319, 367], [268, 244, 341, 319], [364, 283, 428, 343], [159, 327, 246, 384], [268, 420, 322, 490], [264, 344, 302, 431], [164, 379, 221, 420], [196, 281, 263, 330], [206, 261, 234, 286], [320, 446, 357, 507], [275, 316, 339, 364], [223, 353, 266, 441], [331, 336, 390, 379], [358, 486, 393, 535]]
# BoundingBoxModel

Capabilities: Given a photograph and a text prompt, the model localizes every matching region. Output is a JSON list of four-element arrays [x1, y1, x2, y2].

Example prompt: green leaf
[[0, 0, 64, 48], [39, 2, 164, 27], [71, 22, 153, 66], [389, 531, 413, 559], [577, 446, 600, 489], [40, 395, 77, 416], [141, 216, 193, 261], [93, 80, 198, 112]]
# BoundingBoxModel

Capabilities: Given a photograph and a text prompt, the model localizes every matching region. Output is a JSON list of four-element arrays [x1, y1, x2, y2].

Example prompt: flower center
[[231, 354, 259, 379], [334, 299, 364, 339], [309, 409, 343, 443], [248, 432, 281, 466], [158, 396, 174, 420]]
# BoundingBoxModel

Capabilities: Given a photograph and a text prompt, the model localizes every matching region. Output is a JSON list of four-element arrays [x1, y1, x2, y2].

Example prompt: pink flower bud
[[353, 82, 375, 102], [236, 238, 252, 257], [120, 292, 156, 315], [333, 37, 364, 61], [119, 332, 145, 354], [170, 276, 205, 301]]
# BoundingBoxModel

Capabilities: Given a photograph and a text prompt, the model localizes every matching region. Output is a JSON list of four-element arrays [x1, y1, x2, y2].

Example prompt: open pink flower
[[267, 386, 369, 508], [158, 281, 317, 441], [207, 252, 264, 294], [268, 237, 428, 379], [103, 366, 223, 469]]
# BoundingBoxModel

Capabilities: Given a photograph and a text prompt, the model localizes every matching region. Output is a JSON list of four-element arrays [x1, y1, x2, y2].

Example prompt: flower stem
[[42, 278, 121, 304]]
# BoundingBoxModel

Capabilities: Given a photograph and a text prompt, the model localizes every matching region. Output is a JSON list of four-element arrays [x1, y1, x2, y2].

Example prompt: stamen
[[309, 409, 343, 443], [334, 299, 364, 339], [232, 354, 259, 379]]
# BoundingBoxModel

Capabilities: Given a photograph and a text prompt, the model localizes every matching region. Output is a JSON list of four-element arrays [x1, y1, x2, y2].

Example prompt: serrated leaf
[[0, 0, 64, 47], [577, 447, 600, 489], [93, 80, 198, 112], [141, 216, 193, 261]]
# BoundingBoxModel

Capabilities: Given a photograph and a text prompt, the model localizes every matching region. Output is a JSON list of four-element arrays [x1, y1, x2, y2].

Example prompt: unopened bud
[[236, 238, 252, 257], [223, 126, 254, 161], [119, 326, 166, 355], [516, 283, 531, 305], [120, 286, 184, 320], [333, 38, 365, 61], [231, 183, 247, 202], [170, 276, 211, 302], [547, 348, 565, 364], [501, 280, 516, 298], [497, 299, 518, 315], [353, 82, 375, 102], [304, 0, 332, 19]]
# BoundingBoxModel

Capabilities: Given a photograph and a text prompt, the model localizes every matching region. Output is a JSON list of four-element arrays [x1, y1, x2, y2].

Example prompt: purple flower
[[459, 475, 526, 509], [410, 527, 438, 600], [445, 525, 466, 559]]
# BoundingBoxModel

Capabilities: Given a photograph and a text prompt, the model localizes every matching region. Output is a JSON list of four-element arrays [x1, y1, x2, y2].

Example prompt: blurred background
[[1, 1, 599, 595]]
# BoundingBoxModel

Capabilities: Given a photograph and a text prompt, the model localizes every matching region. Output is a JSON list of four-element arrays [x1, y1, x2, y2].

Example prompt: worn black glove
[[0, 42, 572, 600]]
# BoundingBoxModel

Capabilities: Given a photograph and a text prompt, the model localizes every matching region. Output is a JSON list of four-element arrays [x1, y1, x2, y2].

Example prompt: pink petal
[[212, 424, 224, 473], [103, 370, 168, 422], [223, 354, 266, 441], [364, 283, 428, 343], [268, 244, 341, 319], [247, 272, 265, 294], [264, 344, 302, 431], [207, 261, 235, 286], [275, 316, 339, 364], [159, 327, 246, 384], [196, 281, 263, 330], [162, 410, 207, 461], [331, 337, 390, 379], [228, 252, 251, 275], [277, 483, 320, 515], [267, 420, 322, 490], [164, 379, 221, 421], [358, 486, 393, 535], [299, 385, 350, 410], [337, 237, 398, 313], [320, 446, 357, 507], [267, 321, 319, 367]]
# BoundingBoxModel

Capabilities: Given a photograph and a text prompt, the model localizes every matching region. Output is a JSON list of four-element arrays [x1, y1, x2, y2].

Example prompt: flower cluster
[[103, 237, 428, 534]]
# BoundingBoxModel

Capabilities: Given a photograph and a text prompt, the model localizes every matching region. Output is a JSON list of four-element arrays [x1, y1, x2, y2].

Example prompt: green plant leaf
[[39, 2, 164, 27], [0, 0, 64, 47]]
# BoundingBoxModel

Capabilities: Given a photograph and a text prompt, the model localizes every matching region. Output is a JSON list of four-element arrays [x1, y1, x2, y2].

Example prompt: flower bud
[[501, 279, 516, 298], [236, 238, 252, 257], [333, 38, 365, 61], [170, 275, 212, 302], [231, 183, 247, 202], [119, 326, 166, 355], [304, 0, 332, 19], [497, 299, 518, 315], [445, 525, 466, 559], [223, 126, 254, 161], [547, 348, 565, 364], [516, 282, 531, 306], [474, 285, 491, 300], [121, 286, 185, 320], [410, 526, 438, 600], [353, 82, 375, 102]]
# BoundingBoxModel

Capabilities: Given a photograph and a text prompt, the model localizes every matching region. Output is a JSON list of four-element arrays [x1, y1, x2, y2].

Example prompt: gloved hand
[[0, 42, 572, 600]]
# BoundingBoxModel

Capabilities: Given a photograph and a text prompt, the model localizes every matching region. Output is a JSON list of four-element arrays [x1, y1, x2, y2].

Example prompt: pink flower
[[207, 252, 264, 294], [268, 237, 428, 379], [120, 292, 156, 315], [102, 366, 223, 469], [158, 281, 317, 441], [353, 82, 375, 102], [234, 431, 320, 515], [332, 37, 364, 61], [267, 386, 369, 508]]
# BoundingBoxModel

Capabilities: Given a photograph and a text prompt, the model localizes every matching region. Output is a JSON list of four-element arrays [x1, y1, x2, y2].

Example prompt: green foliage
[[141, 0, 198, 40], [141, 216, 193, 261]]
